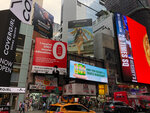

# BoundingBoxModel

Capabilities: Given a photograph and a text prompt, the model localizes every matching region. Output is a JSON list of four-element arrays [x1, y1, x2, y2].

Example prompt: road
[[11, 110, 146, 113]]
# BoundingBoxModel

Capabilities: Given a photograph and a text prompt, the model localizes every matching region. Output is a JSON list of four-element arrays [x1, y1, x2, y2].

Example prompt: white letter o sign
[[53, 42, 66, 60]]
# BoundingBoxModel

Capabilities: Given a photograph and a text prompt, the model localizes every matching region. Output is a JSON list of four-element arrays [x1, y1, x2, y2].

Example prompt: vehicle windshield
[[49, 106, 60, 111]]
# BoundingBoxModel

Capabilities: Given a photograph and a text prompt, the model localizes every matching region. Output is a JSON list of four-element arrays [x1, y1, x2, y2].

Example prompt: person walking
[[18, 101, 22, 113], [42, 102, 46, 111], [21, 101, 25, 113]]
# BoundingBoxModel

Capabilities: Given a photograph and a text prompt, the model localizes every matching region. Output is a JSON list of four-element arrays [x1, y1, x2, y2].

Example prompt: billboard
[[63, 83, 96, 95], [32, 38, 67, 75], [10, 0, 33, 24], [32, 3, 54, 38], [70, 60, 108, 83], [115, 13, 150, 84], [68, 19, 93, 55], [35, 76, 57, 88], [0, 10, 21, 86]]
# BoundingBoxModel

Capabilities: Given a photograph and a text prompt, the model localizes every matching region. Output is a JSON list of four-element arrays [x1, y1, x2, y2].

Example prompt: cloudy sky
[[0, 0, 61, 24]]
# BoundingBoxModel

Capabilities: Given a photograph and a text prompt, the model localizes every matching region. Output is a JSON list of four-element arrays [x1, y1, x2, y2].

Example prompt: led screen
[[70, 60, 108, 83], [115, 13, 150, 84]]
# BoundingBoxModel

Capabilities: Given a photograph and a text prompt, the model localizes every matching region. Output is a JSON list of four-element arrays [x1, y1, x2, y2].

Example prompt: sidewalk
[[11, 110, 103, 113], [11, 110, 45, 113]]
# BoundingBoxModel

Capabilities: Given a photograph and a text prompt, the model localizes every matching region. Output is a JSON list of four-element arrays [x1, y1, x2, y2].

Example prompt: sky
[[0, 0, 61, 24]]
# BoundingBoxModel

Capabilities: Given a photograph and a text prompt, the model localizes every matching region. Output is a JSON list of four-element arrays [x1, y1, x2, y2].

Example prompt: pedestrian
[[21, 101, 25, 113], [19, 101, 22, 113], [42, 102, 46, 111], [6, 102, 9, 106]]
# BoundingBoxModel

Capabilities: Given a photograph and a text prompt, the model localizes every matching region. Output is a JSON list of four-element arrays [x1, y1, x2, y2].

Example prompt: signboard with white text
[[32, 38, 67, 75], [10, 0, 33, 24], [0, 10, 21, 86], [115, 13, 150, 84], [0, 87, 25, 93]]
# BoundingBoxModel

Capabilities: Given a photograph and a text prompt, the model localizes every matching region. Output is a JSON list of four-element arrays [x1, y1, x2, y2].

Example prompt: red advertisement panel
[[32, 38, 67, 75], [127, 17, 150, 84]]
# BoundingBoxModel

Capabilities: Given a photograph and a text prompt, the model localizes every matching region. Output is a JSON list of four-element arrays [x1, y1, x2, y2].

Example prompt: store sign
[[63, 83, 96, 95], [70, 60, 108, 83], [32, 3, 54, 38], [29, 84, 45, 90], [0, 87, 25, 93], [10, 0, 33, 24], [0, 10, 21, 86], [32, 38, 67, 75], [115, 13, 150, 84]]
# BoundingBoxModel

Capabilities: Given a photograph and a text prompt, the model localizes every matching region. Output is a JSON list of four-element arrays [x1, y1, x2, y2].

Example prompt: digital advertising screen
[[68, 19, 93, 55], [115, 13, 150, 84], [32, 38, 67, 75], [70, 60, 108, 83]]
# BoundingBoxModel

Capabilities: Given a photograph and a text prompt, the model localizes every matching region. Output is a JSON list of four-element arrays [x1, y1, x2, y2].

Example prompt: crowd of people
[[78, 98, 104, 111]]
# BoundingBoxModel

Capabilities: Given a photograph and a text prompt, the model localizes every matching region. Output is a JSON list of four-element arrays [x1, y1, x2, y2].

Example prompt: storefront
[[0, 87, 25, 111]]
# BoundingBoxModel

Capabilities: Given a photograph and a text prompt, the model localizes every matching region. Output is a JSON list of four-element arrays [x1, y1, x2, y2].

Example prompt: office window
[[17, 34, 25, 49]]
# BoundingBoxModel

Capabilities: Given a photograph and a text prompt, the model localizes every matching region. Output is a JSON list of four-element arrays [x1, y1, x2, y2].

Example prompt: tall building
[[0, 0, 43, 111], [105, 0, 150, 38], [61, 0, 106, 42]]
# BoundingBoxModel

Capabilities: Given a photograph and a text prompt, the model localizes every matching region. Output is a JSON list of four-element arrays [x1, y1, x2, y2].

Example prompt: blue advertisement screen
[[70, 60, 108, 83]]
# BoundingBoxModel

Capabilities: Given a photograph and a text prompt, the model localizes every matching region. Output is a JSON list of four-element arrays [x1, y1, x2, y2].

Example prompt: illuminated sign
[[115, 13, 150, 84], [70, 60, 108, 83]]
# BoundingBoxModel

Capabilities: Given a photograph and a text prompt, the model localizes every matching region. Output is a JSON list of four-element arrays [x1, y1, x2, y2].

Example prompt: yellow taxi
[[46, 103, 96, 113]]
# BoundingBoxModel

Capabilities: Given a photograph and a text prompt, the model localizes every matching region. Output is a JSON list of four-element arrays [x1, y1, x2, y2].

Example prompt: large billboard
[[63, 83, 96, 96], [0, 10, 21, 86], [29, 76, 57, 90], [70, 60, 108, 83], [32, 38, 67, 75], [68, 19, 93, 55], [32, 3, 54, 38], [115, 13, 150, 84], [10, 0, 33, 24]]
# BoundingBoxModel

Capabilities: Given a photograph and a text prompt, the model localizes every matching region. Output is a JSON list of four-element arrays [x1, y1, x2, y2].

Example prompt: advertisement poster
[[70, 60, 108, 83], [10, 0, 33, 24], [35, 76, 57, 87], [115, 13, 150, 84], [32, 38, 67, 75], [68, 19, 93, 55], [0, 10, 21, 86], [63, 83, 96, 95], [32, 3, 54, 38]]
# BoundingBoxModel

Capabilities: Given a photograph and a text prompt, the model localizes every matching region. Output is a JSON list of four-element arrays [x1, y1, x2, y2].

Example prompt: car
[[46, 103, 96, 113], [103, 101, 134, 113]]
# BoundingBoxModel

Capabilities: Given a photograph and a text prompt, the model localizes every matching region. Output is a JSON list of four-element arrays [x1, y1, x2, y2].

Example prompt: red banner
[[32, 38, 67, 75]]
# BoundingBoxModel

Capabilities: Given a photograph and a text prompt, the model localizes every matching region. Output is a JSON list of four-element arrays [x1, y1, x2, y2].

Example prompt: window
[[14, 51, 23, 65], [17, 34, 25, 49], [64, 105, 88, 112], [114, 102, 124, 106], [10, 68, 20, 86], [49, 106, 60, 111]]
